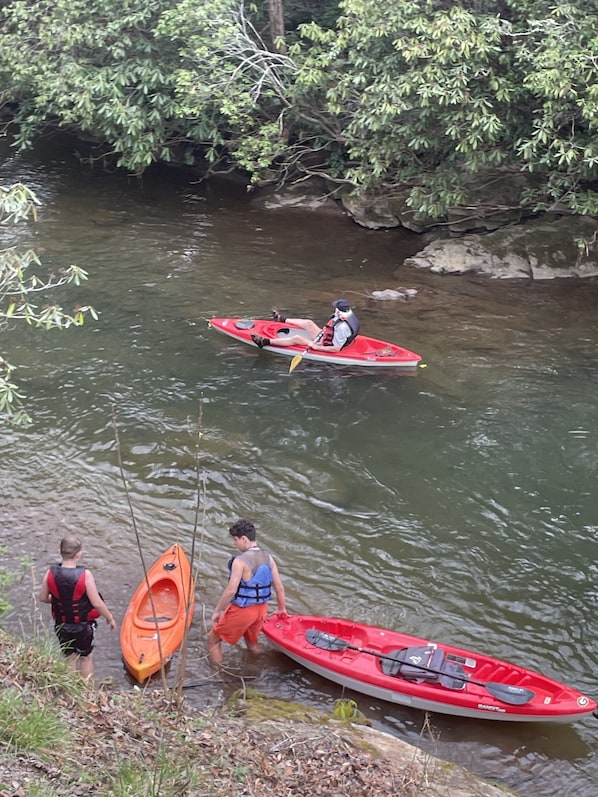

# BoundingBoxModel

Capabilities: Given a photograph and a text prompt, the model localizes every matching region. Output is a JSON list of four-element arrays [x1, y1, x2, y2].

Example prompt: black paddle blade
[[306, 629, 348, 651], [485, 682, 536, 705]]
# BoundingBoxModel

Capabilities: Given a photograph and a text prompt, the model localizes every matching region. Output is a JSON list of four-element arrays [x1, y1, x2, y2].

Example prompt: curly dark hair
[[229, 519, 256, 541]]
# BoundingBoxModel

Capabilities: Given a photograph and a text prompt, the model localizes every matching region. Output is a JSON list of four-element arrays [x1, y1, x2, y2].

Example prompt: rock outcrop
[[403, 216, 598, 280], [248, 174, 598, 279]]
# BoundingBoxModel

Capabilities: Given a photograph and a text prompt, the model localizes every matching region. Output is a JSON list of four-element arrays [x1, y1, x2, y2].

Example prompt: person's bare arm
[[85, 570, 116, 629], [211, 558, 244, 625], [270, 558, 287, 615], [38, 571, 52, 604]]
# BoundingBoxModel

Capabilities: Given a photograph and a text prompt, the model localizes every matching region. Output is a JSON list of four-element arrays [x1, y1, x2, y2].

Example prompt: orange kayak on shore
[[120, 545, 195, 683]]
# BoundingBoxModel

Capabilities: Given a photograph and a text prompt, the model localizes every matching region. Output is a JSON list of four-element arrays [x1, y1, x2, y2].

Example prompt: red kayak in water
[[208, 317, 422, 368], [263, 613, 597, 723]]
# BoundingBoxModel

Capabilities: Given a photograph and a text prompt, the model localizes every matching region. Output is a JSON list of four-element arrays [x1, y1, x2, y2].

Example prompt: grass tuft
[[6, 633, 87, 699], [0, 686, 71, 754], [106, 740, 195, 797]]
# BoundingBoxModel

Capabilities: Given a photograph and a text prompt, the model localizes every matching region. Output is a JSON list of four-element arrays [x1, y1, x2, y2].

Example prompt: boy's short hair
[[60, 535, 82, 559], [229, 519, 256, 541]]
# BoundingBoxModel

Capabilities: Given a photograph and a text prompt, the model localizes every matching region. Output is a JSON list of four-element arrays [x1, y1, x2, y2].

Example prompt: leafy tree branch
[[1, 184, 98, 425]]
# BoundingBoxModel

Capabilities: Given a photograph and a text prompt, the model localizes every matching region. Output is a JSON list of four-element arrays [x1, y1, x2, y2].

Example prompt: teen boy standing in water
[[39, 534, 116, 679], [208, 519, 287, 664]]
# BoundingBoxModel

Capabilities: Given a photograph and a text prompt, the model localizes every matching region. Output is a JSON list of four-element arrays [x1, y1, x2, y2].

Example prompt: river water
[[1, 135, 597, 796]]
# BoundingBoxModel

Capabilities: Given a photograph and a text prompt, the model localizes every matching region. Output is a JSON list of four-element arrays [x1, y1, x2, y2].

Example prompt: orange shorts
[[213, 603, 268, 646]]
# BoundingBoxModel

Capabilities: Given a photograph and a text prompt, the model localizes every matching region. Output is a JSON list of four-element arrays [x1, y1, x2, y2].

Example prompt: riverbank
[[0, 630, 519, 797]]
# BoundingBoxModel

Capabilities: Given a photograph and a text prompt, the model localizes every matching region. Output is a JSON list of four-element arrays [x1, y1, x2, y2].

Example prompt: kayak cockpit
[[380, 645, 467, 690]]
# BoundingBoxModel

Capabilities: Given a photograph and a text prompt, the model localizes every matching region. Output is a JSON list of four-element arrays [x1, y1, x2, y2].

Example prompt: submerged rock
[[370, 288, 418, 300], [250, 178, 341, 214]]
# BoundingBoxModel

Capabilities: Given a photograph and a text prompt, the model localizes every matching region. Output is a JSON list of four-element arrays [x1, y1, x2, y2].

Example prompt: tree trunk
[[268, 0, 286, 54]]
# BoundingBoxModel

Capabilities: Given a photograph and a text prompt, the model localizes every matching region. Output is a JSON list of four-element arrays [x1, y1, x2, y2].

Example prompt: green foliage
[[294, 2, 513, 215], [512, 3, 598, 212], [0, 0, 185, 173], [107, 745, 196, 797], [0, 545, 31, 618], [332, 697, 365, 720], [0, 183, 41, 223], [290, 0, 598, 216], [0, 0, 597, 215], [0, 687, 71, 754], [157, 0, 296, 177], [1, 183, 98, 425], [0, 545, 17, 618]]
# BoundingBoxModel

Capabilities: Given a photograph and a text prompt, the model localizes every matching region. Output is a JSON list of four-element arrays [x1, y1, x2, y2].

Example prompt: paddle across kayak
[[208, 318, 422, 368], [262, 613, 598, 723]]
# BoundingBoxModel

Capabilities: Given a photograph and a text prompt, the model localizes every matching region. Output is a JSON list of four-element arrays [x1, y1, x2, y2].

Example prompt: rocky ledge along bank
[[403, 216, 598, 280], [251, 178, 598, 281]]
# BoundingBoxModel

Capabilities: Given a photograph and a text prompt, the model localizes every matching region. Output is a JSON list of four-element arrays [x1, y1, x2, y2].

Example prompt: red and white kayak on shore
[[262, 613, 597, 723], [208, 318, 421, 368]]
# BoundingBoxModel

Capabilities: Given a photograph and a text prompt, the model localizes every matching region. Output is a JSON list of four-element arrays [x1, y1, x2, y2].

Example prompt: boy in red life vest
[[39, 534, 116, 679], [208, 519, 287, 665]]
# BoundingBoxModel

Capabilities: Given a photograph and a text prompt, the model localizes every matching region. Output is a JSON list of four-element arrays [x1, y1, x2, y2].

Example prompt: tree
[[0, 0, 184, 174], [288, 0, 598, 217], [156, 0, 298, 178], [269, 0, 286, 53], [0, 184, 97, 425], [511, 2, 598, 214], [1, 0, 597, 218]]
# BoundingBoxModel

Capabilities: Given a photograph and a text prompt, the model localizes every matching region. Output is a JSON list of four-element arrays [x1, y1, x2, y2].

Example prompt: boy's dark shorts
[[55, 621, 96, 657]]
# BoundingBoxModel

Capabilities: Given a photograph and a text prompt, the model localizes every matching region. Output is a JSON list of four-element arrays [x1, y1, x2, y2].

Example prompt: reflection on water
[[2, 136, 598, 797]]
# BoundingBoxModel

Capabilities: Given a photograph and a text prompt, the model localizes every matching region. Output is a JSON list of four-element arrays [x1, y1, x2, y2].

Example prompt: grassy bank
[[0, 630, 518, 797]]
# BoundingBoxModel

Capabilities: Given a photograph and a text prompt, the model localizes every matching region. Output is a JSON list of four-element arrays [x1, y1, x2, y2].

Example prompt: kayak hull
[[262, 613, 597, 723], [120, 545, 195, 683], [209, 317, 421, 368]]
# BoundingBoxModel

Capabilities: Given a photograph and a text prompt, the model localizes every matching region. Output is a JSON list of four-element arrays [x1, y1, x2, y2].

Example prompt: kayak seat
[[135, 612, 177, 629], [275, 327, 312, 341], [380, 646, 466, 689], [380, 645, 440, 680], [438, 661, 467, 691]]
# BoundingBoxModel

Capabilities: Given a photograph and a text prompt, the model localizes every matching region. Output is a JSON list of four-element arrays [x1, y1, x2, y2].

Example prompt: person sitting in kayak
[[251, 299, 360, 352]]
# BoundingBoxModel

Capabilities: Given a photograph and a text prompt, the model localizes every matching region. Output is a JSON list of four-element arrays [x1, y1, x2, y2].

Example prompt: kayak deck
[[262, 613, 597, 723]]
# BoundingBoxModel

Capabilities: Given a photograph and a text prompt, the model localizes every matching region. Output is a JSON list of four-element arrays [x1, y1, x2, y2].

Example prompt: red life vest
[[321, 313, 360, 347], [47, 564, 100, 624]]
